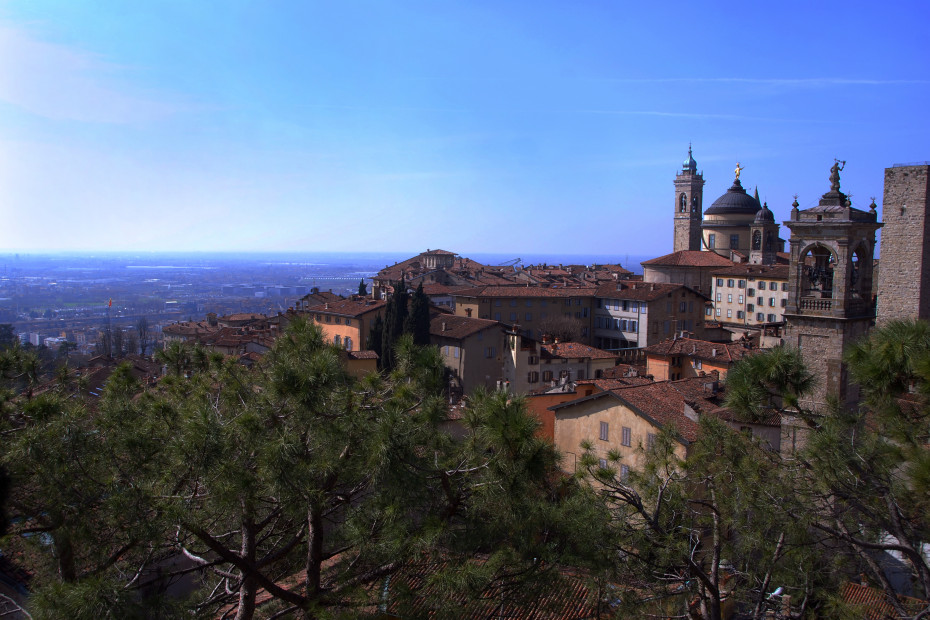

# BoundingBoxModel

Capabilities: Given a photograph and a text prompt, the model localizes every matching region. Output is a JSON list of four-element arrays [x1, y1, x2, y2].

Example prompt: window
[[705, 307, 712, 316], [334, 335, 341, 346], [582, 307, 589, 318], [527, 371, 539, 383], [510, 299, 517, 307], [494, 312, 501, 321], [688, 301, 694, 313], [647, 433, 657, 449], [757, 297, 763, 305], [599, 422, 609, 441], [453, 347, 459, 358], [769, 297, 776, 307], [781, 298, 787, 308], [738, 295, 744, 304], [679, 301, 686, 312], [526, 300, 532, 307], [629, 320, 637, 331], [495, 300, 502, 307], [613, 299, 620, 310], [541, 300, 547, 307], [630, 301, 638, 312], [542, 370, 553, 381], [565, 299, 572, 306], [621, 426, 632, 446], [747, 288, 756, 296], [768, 314, 777, 322], [620, 319, 628, 331], [727, 309, 732, 318], [345, 318, 351, 325], [577, 369, 585, 380], [599, 458, 608, 469], [730, 234, 739, 249], [525, 312, 532, 321], [715, 308, 721, 317], [738, 280, 746, 288], [716, 278, 724, 287], [727, 294, 733, 303], [695, 359, 703, 369], [708, 234, 716, 248], [782, 282, 789, 291], [716, 293, 722, 302], [758, 281, 767, 290], [344, 337, 352, 351], [663, 320, 670, 333], [747, 303, 755, 312], [484, 346, 496, 358], [727, 279, 735, 288], [737, 311, 745, 319], [509, 312, 517, 321], [756, 312, 765, 321], [620, 464, 630, 481]]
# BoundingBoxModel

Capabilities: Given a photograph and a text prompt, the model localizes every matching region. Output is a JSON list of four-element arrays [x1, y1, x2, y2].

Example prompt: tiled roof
[[710, 263, 789, 279], [594, 281, 708, 302], [641, 250, 736, 268], [541, 342, 617, 361], [841, 582, 928, 619], [430, 315, 501, 340], [643, 337, 756, 364], [453, 285, 597, 299], [608, 381, 702, 442], [305, 298, 386, 318], [347, 350, 379, 360]]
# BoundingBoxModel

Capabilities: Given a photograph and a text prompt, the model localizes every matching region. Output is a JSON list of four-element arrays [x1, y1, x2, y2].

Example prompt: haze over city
[[1, 1, 928, 255]]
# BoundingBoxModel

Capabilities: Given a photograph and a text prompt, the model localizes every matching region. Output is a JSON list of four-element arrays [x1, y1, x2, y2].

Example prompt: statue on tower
[[734, 162, 744, 181], [830, 159, 846, 192]]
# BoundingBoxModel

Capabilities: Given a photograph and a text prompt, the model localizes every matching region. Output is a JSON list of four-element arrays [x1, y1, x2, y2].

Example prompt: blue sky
[[1, 1, 927, 256]]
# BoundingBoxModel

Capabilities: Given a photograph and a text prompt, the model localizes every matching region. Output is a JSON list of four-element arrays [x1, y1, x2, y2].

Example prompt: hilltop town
[[1, 155, 928, 620]]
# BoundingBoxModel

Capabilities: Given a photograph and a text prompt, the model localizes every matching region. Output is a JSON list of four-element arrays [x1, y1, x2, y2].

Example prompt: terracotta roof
[[430, 315, 501, 340], [541, 342, 617, 361], [347, 350, 379, 360], [306, 298, 386, 318], [643, 337, 756, 364], [594, 281, 708, 302], [453, 285, 597, 299], [641, 250, 736, 268], [841, 582, 928, 619], [710, 263, 789, 279]]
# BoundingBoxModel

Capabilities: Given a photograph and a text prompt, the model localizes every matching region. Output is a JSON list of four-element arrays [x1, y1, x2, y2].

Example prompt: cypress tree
[[358, 279, 367, 297], [381, 278, 408, 371], [405, 282, 431, 346], [367, 314, 383, 364]]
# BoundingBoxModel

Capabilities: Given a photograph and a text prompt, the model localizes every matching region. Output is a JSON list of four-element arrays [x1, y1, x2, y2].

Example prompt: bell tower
[[673, 145, 705, 253], [749, 202, 780, 265], [782, 161, 881, 414]]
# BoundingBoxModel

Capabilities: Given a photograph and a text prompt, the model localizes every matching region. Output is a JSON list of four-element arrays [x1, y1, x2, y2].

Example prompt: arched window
[[679, 193, 687, 212], [334, 334, 341, 347], [752, 230, 762, 250], [800, 245, 835, 299]]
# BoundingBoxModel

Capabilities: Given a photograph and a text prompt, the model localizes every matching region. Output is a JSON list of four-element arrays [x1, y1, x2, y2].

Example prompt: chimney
[[325, 303, 329, 310], [441, 321, 447, 332], [712, 348, 717, 357]]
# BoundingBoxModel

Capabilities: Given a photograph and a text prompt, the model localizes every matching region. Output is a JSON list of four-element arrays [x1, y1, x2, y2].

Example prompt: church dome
[[754, 202, 775, 222], [704, 179, 761, 216]]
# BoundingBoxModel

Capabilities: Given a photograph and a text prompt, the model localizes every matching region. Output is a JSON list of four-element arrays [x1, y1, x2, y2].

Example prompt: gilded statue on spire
[[734, 162, 744, 181]]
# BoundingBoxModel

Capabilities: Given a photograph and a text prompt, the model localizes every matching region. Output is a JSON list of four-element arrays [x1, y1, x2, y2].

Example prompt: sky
[[1, 1, 928, 257]]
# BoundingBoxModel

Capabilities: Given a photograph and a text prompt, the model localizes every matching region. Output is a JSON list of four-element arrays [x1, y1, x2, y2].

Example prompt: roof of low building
[[594, 281, 709, 301], [453, 285, 597, 299], [710, 263, 789, 279], [541, 342, 617, 361], [642, 250, 737, 268], [305, 298, 386, 318], [644, 337, 756, 364], [430, 314, 501, 340]]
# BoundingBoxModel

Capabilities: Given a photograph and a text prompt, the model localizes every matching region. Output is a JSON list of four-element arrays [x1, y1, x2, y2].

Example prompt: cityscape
[[1, 2, 929, 619]]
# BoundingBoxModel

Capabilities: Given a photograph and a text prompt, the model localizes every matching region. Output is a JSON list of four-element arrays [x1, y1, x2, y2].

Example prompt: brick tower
[[876, 164, 930, 324], [673, 146, 705, 253], [783, 161, 881, 415]]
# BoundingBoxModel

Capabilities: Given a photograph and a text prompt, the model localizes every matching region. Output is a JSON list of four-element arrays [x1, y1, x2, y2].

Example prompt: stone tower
[[876, 164, 930, 324], [673, 146, 705, 253], [749, 202, 780, 265], [783, 162, 881, 414]]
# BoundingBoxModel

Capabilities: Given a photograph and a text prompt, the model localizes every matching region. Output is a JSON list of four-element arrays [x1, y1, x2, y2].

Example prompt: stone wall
[[877, 165, 930, 324]]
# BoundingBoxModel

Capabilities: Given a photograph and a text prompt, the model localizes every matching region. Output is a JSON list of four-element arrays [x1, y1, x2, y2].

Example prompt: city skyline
[[1, 1, 928, 255]]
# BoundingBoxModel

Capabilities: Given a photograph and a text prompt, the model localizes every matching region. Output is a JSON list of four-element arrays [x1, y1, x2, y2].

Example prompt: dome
[[682, 146, 697, 173], [704, 179, 762, 216], [754, 202, 775, 222]]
